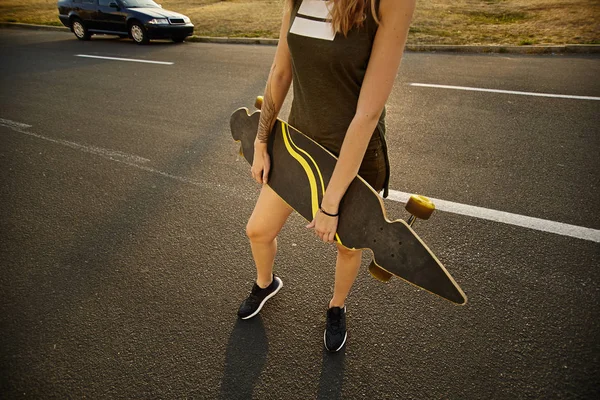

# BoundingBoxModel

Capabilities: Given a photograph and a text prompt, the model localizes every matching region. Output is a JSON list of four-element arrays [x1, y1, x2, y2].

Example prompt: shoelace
[[246, 284, 266, 306], [328, 310, 343, 333]]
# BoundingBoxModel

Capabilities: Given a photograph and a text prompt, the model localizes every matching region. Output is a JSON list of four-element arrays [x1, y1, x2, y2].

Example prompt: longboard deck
[[231, 108, 467, 305]]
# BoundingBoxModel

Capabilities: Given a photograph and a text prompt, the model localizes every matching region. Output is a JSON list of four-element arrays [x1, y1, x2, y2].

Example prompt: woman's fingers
[[251, 149, 270, 185], [307, 212, 338, 244], [327, 231, 336, 243], [251, 167, 262, 184], [262, 156, 270, 184]]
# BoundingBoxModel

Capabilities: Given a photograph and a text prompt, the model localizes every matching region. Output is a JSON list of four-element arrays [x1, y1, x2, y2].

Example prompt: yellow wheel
[[254, 96, 264, 110], [405, 195, 435, 220], [368, 262, 392, 283]]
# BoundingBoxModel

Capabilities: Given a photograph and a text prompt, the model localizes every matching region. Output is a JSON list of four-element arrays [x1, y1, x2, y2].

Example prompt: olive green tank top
[[287, 0, 390, 196]]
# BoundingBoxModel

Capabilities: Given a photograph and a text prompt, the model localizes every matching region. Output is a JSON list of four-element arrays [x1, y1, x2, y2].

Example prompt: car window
[[98, 0, 113, 5], [121, 0, 159, 8], [82, 0, 95, 4]]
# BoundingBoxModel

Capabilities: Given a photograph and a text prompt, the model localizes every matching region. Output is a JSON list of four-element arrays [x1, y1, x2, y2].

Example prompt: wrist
[[320, 197, 340, 215], [254, 140, 267, 149], [319, 205, 339, 217]]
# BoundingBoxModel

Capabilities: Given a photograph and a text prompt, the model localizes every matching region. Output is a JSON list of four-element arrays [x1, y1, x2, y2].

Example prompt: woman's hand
[[306, 209, 338, 244], [251, 142, 270, 184]]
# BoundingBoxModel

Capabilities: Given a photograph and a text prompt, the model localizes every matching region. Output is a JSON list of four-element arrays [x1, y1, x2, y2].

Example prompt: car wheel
[[129, 22, 149, 45], [172, 36, 185, 43], [72, 18, 91, 41]]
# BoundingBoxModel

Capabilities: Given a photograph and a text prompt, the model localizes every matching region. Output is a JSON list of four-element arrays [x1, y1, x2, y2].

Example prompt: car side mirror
[[109, 2, 119, 8]]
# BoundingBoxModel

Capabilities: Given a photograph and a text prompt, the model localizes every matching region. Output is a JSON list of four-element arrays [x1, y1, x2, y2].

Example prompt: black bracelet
[[320, 206, 339, 217]]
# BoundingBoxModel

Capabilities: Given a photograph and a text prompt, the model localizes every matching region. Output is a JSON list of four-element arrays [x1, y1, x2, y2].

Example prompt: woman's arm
[[252, 7, 294, 184], [311, 0, 417, 243]]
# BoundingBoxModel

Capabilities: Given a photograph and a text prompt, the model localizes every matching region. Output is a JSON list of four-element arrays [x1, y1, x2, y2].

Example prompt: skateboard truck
[[368, 195, 435, 283], [255, 96, 264, 110]]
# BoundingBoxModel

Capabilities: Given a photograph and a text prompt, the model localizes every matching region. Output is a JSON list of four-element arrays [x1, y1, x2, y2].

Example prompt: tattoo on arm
[[257, 64, 278, 144]]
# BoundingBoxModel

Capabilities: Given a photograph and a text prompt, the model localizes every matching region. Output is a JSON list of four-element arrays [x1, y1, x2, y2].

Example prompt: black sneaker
[[237, 275, 283, 320], [324, 306, 347, 352]]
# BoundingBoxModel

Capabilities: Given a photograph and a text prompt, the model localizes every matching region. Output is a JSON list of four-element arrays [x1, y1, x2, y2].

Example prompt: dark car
[[57, 0, 194, 44]]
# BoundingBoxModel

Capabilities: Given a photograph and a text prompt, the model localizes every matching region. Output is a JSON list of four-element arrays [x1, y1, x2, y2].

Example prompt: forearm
[[321, 0, 415, 212], [321, 113, 381, 212], [256, 66, 292, 145]]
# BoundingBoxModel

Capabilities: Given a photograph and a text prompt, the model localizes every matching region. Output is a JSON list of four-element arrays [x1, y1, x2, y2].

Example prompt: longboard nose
[[230, 107, 253, 141], [230, 108, 262, 165]]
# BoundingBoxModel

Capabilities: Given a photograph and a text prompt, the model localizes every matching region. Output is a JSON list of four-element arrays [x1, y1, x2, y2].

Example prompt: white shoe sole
[[240, 277, 283, 320]]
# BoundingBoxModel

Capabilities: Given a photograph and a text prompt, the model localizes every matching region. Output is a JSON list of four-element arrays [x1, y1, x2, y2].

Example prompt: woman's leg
[[329, 244, 362, 307], [326, 145, 382, 304], [324, 243, 362, 351], [246, 184, 293, 288]]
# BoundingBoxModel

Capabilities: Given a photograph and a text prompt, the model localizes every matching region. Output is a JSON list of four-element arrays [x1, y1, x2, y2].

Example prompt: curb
[[1, 22, 598, 54], [0, 22, 69, 32], [187, 36, 278, 46]]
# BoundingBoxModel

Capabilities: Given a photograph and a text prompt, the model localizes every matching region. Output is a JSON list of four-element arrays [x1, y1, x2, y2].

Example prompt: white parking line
[[75, 54, 174, 65], [0, 118, 150, 164], [2, 118, 599, 243], [0, 118, 32, 129], [410, 83, 600, 101], [387, 190, 600, 243]]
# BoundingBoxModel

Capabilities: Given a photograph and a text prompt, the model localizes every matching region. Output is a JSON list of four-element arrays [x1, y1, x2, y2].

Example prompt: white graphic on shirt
[[298, 0, 330, 18], [290, 0, 335, 41]]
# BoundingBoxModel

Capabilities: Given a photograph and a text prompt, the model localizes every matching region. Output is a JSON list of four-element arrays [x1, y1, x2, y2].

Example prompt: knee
[[246, 219, 277, 244], [336, 243, 361, 258]]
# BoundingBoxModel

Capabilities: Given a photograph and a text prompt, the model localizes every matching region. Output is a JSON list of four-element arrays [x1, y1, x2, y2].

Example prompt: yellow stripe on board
[[283, 122, 343, 246], [281, 123, 319, 218], [286, 126, 326, 197]]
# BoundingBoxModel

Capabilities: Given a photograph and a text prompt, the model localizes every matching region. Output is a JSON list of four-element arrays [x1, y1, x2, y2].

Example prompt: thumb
[[306, 219, 315, 229]]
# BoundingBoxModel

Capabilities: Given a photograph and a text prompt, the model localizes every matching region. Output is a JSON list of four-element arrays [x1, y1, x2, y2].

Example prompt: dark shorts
[[296, 121, 388, 193], [358, 140, 387, 192]]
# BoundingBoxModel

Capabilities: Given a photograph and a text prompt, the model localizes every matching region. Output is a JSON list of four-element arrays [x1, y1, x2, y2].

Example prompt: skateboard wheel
[[255, 96, 264, 110], [405, 195, 435, 220], [368, 262, 392, 283]]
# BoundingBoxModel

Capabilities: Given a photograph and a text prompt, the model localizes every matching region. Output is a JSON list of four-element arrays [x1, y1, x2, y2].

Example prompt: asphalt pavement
[[0, 29, 599, 399]]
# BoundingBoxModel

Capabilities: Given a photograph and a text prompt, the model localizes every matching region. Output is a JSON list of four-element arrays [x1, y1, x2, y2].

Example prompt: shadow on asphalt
[[220, 317, 268, 399], [83, 35, 180, 46], [317, 347, 346, 400]]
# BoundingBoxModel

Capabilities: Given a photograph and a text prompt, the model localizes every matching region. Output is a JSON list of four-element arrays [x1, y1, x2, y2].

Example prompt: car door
[[95, 0, 128, 33], [78, 0, 98, 28]]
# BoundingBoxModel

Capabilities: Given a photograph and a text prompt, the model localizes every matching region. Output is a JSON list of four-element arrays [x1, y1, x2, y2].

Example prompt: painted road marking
[[75, 54, 174, 65], [0, 118, 150, 164], [0, 118, 32, 129], [2, 118, 599, 243], [410, 83, 600, 101], [387, 190, 600, 243]]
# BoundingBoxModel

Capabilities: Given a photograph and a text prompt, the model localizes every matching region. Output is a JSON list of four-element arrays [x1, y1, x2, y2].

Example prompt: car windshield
[[121, 0, 160, 8]]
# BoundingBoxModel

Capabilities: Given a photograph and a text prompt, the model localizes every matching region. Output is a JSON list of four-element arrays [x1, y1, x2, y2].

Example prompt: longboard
[[231, 107, 467, 305]]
